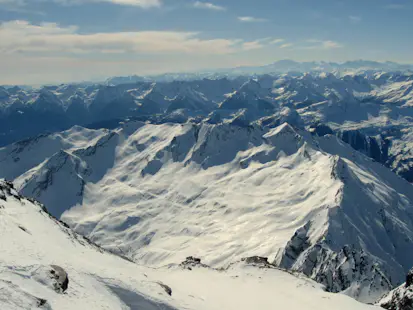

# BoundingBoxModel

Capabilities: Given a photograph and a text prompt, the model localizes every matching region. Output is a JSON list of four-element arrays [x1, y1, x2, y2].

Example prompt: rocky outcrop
[[32, 265, 69, 293], [156, 282, 172, 296], [241, 256, 276, 269], [380, 268, 413, 310], [277, 221, 393, 303], [50, 265, 69, 293], [0, 180, 21, 201], [180, 256, 210, 270]]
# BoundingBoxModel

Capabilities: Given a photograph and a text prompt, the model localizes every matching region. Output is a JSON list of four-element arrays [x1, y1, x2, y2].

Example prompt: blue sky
[[0, 0, 412, 84]]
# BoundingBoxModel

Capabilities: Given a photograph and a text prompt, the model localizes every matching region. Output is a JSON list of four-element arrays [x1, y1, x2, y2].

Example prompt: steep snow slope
[[6, 122, 413, 303], [0, 180, 378, 310], [0, 180, 178, 309]]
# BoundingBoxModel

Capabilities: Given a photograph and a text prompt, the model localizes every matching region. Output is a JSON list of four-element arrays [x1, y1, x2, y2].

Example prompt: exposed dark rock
[[37, 298, 48, 307], [157, 282, 172, 296], [310, 123, 334, 137], [180, 256, 210, 270], [337, 130, 388, 164], [0, 180, 22, 201], [241, 256, 275, 268], [380, 273, 413, 310], [279, 223, 311, 269], [407, 269, 413, 287], [49, 265, 69, 293]]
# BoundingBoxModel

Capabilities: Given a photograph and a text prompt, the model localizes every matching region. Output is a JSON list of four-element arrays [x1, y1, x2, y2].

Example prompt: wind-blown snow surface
[[0, 180, 379, 310], [2, 121, 413, 303]]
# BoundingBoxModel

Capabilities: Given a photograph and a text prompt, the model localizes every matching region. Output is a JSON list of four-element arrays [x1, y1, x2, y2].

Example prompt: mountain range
[[1, 61, 413, 309]]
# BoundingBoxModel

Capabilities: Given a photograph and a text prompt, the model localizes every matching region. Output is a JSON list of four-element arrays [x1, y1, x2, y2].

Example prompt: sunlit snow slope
[[2, 121, 413, 302], [0, 180, 379, 310]]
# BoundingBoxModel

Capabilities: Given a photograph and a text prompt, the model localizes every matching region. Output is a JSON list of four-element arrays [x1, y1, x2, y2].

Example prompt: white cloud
[[193, 1, 225, 11], [237, 16, 268, 23], [0, 20, 269, 56]]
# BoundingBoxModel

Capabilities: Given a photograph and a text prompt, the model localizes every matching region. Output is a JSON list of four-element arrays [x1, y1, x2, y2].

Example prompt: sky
[[0, 0, 412, 84]]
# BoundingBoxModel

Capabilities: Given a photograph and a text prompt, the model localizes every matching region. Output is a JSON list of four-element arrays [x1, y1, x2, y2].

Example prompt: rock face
[[279, 242, 392, 302], [379, 268, 413, 310], [32, 265, 69, 293], [337, 129, 389, 164]]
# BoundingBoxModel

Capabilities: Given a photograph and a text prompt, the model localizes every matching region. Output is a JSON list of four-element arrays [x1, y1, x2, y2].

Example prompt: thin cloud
[[242, 41, 264, 51], [304, 40, 343, 49], [238, 16, 268, 23], [270, 39, 285, 45], [349, 15, 362, 23], [106, 0, 161, 6], [241, 38, 273, 50], [0, 0, 45, 14], [0, 0, 26, 4], [280, 43, 293, 49], [193, 1, 226, 11], [12, 0, 162, 8], [384, 4, 405, 9], [0, 20, 272, 56]]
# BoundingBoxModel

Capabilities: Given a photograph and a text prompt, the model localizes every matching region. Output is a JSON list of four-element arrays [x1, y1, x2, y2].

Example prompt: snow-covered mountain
[[0, 179, 380, 310], [2, 120, 413, 304], [2, 62, 413, 307], [1, 68, 413, 186], [2, 69, 413, 186]]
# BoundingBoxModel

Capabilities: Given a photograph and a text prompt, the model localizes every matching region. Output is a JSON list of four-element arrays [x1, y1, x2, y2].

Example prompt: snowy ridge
[[3, 121, 413, 303]]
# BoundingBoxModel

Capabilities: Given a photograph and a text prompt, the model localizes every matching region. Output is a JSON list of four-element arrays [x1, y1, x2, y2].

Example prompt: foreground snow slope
[[6, 121, 413, 302], [0, 180, 378, 310]]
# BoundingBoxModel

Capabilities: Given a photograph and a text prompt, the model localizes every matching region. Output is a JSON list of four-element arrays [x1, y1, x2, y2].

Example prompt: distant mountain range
[[106, 60, 413, 84]]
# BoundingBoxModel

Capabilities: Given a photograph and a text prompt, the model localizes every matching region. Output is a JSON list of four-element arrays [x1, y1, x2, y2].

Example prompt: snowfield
[[0, 180, 379, 310], [1, 120, 413, 304]]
